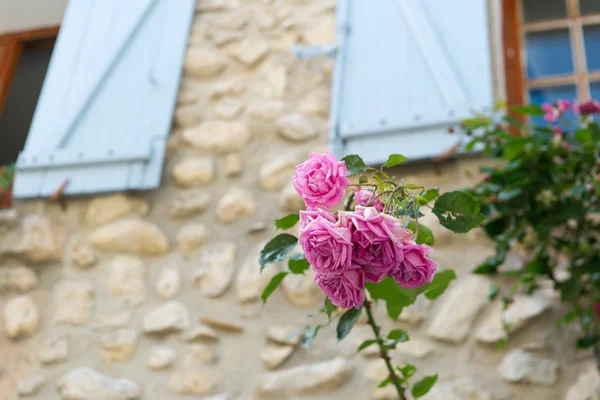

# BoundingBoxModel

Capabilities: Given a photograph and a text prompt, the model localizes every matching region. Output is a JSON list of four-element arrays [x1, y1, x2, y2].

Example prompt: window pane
[[591, 82, 600, 101], [584, 25, 600, 71], [526, 29, 574, 79], [529, 85, 578, 126], [522, 0, 567, 22], [580, 0, 600, 15]]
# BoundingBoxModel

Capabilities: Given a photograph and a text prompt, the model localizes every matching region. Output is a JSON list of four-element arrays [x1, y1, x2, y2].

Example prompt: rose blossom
[[391, 242, 437, 289], [299, 215, 353, 276], [556, 99, 571, 112], [574, 100, 600, 115], [315, 267, 365, 309], [354, 187, 384, 211], [292, 151, 349, 209], [541, 103, 559, 123], [340, 206, 411, 284], [299, 207, 337, 230]]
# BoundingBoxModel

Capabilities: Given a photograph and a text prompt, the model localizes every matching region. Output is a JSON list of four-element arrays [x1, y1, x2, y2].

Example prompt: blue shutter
[[330, 0, 494, 164], [13, 0, 194, 198]]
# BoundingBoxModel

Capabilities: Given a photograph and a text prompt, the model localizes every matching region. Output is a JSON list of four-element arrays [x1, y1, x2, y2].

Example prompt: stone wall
[[0, 0, 597, 399]]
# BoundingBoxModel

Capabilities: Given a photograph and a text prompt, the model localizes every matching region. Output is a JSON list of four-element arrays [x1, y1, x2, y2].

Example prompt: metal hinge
[[291, 44, 337, 60]]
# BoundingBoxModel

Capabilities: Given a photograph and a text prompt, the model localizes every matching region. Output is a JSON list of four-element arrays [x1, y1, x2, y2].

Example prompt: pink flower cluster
[[293, 152, 437, 310], [542, 99, 571, 122]]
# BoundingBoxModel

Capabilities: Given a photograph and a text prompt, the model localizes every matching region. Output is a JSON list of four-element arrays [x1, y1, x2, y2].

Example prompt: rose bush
[[259, 151, 484, 398]]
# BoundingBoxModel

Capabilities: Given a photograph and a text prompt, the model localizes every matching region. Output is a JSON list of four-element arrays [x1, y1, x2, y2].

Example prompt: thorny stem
[[363, 300, 406, 399]]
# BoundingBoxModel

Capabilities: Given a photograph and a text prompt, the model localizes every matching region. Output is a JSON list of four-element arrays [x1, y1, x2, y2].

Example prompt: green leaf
[[511, 104, 544, 116], [323, 297, 338, 321], [474, 249, 506, 274], [382, 154, 408, 168], [288, 254, 310, 274], [359, 175, 368, 184], [432, 191, 486, 233], [560, 277, 582, 302], [576, 335, 597, 349], [259, 234, 298, 272], [497, 188, 523, 201], [422, 188, 440, 203], [489, 283, 500, 300], [275, 214, 300, 230], [386, 302, 404, 321], [388, 329, 409, 342], [399, 364, 417, 380], [342, 154, 368, 176], [575, 128, 592, 143], [336, 308, 362, 341], [366, 278, 425, 321], [462, 116, 492, 130], [357, 339, 377, 352], [301, 326, 320, 349], [405, 221, 435, 246], [424, 270, 457, 300], [412, 375, 438, 398], [378, 377, 392, 388], [261, 272, 288, 303]]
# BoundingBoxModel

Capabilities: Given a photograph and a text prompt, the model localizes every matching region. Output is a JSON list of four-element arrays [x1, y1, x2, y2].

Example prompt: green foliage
[[432, 191, 486, 233], [336, 308, 362, 340], [342, 154, 369, 175], [275, 214, 300, 230], [323, 297, 338, 320], [260, 272, 288, 303], [459, 102, 600, 364], [357, 339, 377, 352], [405, 221, 435, 246], [288, 254, 310, 274], [258, 234, 297, 271], [412, 375, 438, 398], [382, 154, 408, 168], [0, 163, 15, 188]]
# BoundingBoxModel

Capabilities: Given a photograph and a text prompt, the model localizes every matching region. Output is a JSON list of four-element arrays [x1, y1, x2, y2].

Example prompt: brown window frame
[[503, 0, 600, 109], [0, 25, 60, 115]]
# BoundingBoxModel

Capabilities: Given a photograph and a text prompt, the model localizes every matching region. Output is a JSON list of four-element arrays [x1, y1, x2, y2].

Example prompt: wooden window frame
[[503, 0, 600, 108], [0, 25, 59, 114]]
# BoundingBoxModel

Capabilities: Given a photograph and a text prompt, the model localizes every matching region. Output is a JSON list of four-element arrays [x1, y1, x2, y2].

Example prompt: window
[[513, 0, 600, 110]]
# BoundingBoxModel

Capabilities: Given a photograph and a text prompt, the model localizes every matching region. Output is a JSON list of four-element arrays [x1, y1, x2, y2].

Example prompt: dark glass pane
[[529, 85, 578, 126], [522, 0, 567, 22], [526, 29, 574, 79], [580, 0, 600, 15], [584, 25, 600, 71], [591, 82, 600, 101]]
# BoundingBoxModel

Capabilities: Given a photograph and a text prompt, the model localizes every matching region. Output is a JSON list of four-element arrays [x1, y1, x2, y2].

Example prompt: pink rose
[[354, 187, 384, 212], [574, 100, 600, 115], [299, 215, 353, 276], [557, 99, 571, 112], [340, 206, 411, 284], [315, 267, 365, 309], [299, 207, 337, 230], [391, 243, 437, 289], [292, 151, 349, 209]]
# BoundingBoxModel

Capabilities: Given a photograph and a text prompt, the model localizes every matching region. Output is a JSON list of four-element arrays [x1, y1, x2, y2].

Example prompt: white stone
[[252, 61, 287, 99], [183, 121, 250, 154], [70, 240, 97, 269], [193, 243, 236, 297], [142, 301, 190, 333], [200, 316, 244, 332], [208, 78, 245, 100], [298, 88, 330, 117], [279, 182, 304, 213], [16, 374, 45, 396], [174, 104, 202, 128], [168, 367, 224, 396], [261, 344, 295, 370], [53, 280, 94, 325], [56, 367, 141, 400], [177, 88, 197, 105], [0, 207, 18, 225], [364, 359, 387, 382], [100, 328, 138, 362], [257, 14, 276, 30], [498, 349, 559, 385], [10, 214, 65, 263], [426, 380, 494, 400], [215, 97, 244, 119], [148, 346, 176, 370], [266, 325, 301, 346], [216, 187, 256, 224], [276, 114, 318, 142], [352, 325, 379, 357], [172, 157, 214, 187], [176, 223, 208, 253], [0, 266, 37, 292], [282, 269, 322, 307], [565, 365, 600, 400], [5, 295, 38, 338], [426, 275, 490, 343], [259, 152, 304, 191], [393, 338, 434, 359], [215, 10, 249, 30], [236, 243, 280, 302], [156, 265, 181, 300], [183, 324, 219, 342], [399, 295, 431, 324], [256, 357, 353, 396], [169, 192, 211, 219], [86, 194, 149, 226], [89, 219, 169, 256], [225, 153, 243, 177], [304, 16, 336, 45], [107, 256, 145, 307], [182, 343, 216, 365], [248, 100, 284, 120], [228, 38, 270, 67], [196, 0, 232, 11], [209, 30, 243, 47], [39, 337, 69, 365], [94, 311, 132, 329], [476, 293, 553, 343], [185, 47, 227, 78]]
